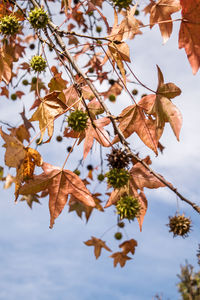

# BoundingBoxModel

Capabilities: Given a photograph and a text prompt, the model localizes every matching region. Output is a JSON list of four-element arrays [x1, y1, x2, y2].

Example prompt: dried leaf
[[84, 236, 112, 259], [20, 194, 41, 209], [119, 239, 138, 255], [179, 0, 200, 74], [112, 104, 160, 154], [29, 91, 67, 143], [0, 128, 26, 168], [144, 0, 181, 43], [110, 252, 131, 267]]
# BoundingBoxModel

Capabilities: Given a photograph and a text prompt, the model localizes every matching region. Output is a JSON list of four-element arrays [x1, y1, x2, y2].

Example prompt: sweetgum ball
[[29, 43, 35, 50], [87, 164, 93, 171], [56, 135, 63, 142], [11, 94, 17, 101], [132, 89, 138, 95], [67, 146, 73, 152], [109, 94, 116, 102], [96, 26, 102, 33], [22, 79, 29, 86], [114, 232, 122, 240]]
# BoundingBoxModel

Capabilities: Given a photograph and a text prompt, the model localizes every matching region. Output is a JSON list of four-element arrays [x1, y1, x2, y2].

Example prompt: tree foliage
[[0, 0, 200, 267]]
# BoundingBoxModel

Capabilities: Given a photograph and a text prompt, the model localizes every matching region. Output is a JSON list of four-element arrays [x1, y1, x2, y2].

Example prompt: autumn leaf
[[110, 252, 131, 267], [119, 239, 138, 255], [179, 0, 200, 74], [144, 0, 181, 43], [0, 127, 26, 168], [9, 124, 30, 143], [41, 162, 95, 228], [0, 47, 12, 84], [83, 117, 111, 159], [104, 186, 129, 208], [84, 236, 112, 259], [138, 66, 182, 141], [4, 174, 15, 189], [129, 162, 166, 191], [48, 66, 68, 103], [29, 91, 67, 143], [112, 104, 159, 154], [20, 194, 41, 209]]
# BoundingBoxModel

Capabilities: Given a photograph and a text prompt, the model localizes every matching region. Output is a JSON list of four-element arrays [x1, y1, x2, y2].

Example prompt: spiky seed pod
[[28, 7, 49, 29], [117, 221, 125, 228], [114, 232, 122, 240], [97, 173, 105, 182], [107, 148, 131, 169], [111, 0, 133, 10], [0, 15, 20, 36], [106, 168, 129, 189], [30, 56, 47, 73], [73, 169, 80, 176], [116, 195, 141, 221], [167, 214, 192, 238], [67, 110, 88, 132]]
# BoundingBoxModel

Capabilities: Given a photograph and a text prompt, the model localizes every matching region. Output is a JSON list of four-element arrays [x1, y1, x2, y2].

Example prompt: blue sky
[[0, 1, 200, 300]]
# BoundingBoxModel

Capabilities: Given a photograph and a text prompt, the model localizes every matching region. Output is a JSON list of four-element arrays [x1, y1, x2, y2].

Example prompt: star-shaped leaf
[[110, 252, 131, 267], [29, 91, 67, 143], [84, 236, 112, 259], [119, 239, 138, 255]]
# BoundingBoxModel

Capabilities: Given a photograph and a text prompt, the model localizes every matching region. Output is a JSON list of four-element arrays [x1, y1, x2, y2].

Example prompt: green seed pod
[[30, 55, 47, 73], [116, 195, 141, 221], [167, 214, 192, 238], [11, 93, 17, 101], [106, 168, 129, 189], [22, 79, 29, 86], [114, 232, 123, 240], [28, 7, 49, 29], [67, 110, 88, 132], [73, 169, 81, 176], [0, 15, 20, 36], [97, 173, 105, 182], [109, 94, 116, 102]]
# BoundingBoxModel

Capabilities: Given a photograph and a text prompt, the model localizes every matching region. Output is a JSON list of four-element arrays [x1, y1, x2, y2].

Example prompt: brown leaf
[[179, 0, 200, 74], [84, 236, 112, 259], [0, 48, 12, 84], [41, 162, 95, 228], [119, 239, 138, 255], [144, 0, 181, 43], [20, 194, 41, 209], [83, 117, 111, 159], [138, 66, 182, 141], [29, 91, 67, 143], [112, 104, 160, 154], [110, 252, 131, 267], [48, 67, 68, 103], [0, 128, 26, 168], [130, 162, 166, 191], [136, 191, 148, 231]]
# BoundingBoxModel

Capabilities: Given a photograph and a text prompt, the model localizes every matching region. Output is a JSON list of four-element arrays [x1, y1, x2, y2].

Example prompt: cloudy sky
[[0, 1, 200, 300]]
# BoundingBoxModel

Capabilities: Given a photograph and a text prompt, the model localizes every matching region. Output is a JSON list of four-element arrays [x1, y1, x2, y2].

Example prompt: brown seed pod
[[167, 214, 192, 238]]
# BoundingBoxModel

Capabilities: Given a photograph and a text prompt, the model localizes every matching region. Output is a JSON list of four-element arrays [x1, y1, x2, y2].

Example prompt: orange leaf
[[119, 239, 138, 255], [42, 162, 95, 228], [144, 0, 181, 43], [29, 91, 67, 143], [179, 0, 200, 74], [0, 128, 26, 168], [110, 252, 131, 267], [112, 104, 159, 154], [84, 236, 112, 259]]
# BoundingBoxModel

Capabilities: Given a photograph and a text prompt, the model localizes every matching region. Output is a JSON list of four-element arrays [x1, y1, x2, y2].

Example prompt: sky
[[0, 1, 200, 300]]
